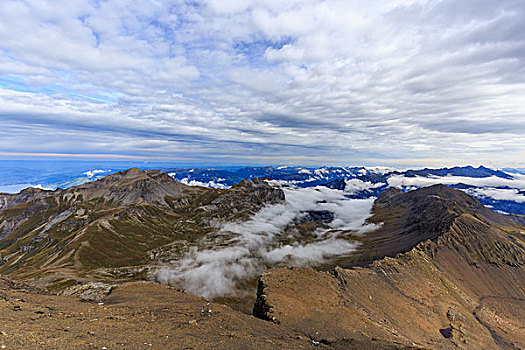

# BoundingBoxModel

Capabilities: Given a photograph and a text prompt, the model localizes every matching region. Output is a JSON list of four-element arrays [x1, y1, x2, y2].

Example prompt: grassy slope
[[0, 170, 284, 289]]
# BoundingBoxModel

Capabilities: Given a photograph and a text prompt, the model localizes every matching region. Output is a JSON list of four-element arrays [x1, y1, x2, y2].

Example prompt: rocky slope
[[0, 169, 284, 290], [254, 185, 525, 349], [330, 185, 512, 267], [1, 170, 524, 349], [0, 278, 308, 349], [0, 277, 423, 350]]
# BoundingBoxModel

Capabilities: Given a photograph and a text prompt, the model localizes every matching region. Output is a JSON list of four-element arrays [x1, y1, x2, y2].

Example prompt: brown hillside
[[0, 169, 284, 290], [254, 185, 525, 349]]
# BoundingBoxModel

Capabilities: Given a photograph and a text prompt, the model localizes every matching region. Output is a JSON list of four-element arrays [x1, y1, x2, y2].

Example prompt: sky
[[0, 0, 524, 168]]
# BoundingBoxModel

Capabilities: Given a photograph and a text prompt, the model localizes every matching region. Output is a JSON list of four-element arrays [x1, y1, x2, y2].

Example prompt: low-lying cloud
[[343, 178, 386, 195], [387, 173, 525, 206], [84, 169, 110, 178], [388, 174, 525, 190], [464, 187, 525, 204], [156, 185, 378, 299], [177, 177, 230, 189]]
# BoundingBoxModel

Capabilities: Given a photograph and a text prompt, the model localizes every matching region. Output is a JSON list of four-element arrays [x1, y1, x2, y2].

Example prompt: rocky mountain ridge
[[253, 185, 525, 349], [0, 168, 284, 290]]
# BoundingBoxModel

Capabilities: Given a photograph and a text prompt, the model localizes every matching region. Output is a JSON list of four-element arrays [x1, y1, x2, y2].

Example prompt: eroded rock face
[[253, 278, 274, 322], [254, 186, 525, 350], [61, 282, 114, 302]]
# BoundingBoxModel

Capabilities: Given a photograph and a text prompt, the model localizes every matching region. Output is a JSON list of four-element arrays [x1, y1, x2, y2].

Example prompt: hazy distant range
[[0, 160, 524, 215]]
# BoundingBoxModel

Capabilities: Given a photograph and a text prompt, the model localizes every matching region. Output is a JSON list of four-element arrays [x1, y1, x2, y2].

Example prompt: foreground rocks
[[60, 282, 114, 302], [0, 279, 313, 349], [0, 277, 422, 350]]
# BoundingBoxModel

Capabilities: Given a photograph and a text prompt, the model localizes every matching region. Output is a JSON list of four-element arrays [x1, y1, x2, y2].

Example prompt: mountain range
[[0, 167, 523, 349], [254, 185, 525, 349], [136, 165, 525, 215], [2, 164, 524, 215], [0, 169, 283, 290]]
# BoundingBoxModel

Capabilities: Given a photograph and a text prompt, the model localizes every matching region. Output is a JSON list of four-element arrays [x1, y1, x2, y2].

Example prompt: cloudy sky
[[0, 0, 524, 167]]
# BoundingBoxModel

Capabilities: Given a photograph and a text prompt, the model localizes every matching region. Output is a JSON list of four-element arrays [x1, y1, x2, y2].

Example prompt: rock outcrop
[[0, 278, 314, 349]]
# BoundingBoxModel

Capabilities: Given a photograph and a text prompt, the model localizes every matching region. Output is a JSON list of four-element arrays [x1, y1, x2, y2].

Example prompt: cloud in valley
[[156, 185, 378, 298], [464, 187, 525, 204]]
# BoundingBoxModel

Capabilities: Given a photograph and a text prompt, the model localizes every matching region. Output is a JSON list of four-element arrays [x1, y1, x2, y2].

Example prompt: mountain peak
[[120, 167, 144, 176], [338, 184, 511, 268], [66, 168, 193, 207], [254, 185, 525, 349], [0, 169, 286, 285]]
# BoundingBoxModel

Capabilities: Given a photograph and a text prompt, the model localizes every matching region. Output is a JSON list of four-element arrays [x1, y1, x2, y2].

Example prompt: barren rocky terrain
[[0, 278, 420, 349], [0, 171, 524, 349], [254, 186, 525, 349]]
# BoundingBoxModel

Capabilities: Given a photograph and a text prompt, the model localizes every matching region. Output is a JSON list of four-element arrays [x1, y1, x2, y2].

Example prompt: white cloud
[[0, 0, 524, 165], [84, 169, 109, 178], [156, 185, 377, 298], [387, 173, 525, 190], [464, 187, 525, 203], [364, 166, 395, 174], [177, 177, 229, 189], [343, 178, 385, 195]]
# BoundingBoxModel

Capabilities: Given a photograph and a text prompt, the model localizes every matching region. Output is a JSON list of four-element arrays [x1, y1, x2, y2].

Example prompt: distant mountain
[[254, 185, 525, 349], [402, 165, 513, 179], [162, 165, 516, 191], [161, 166, 381, 188], [502, 167, 525, 175], [2, 164, 524, 215], [322, 165, 525, 215]]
